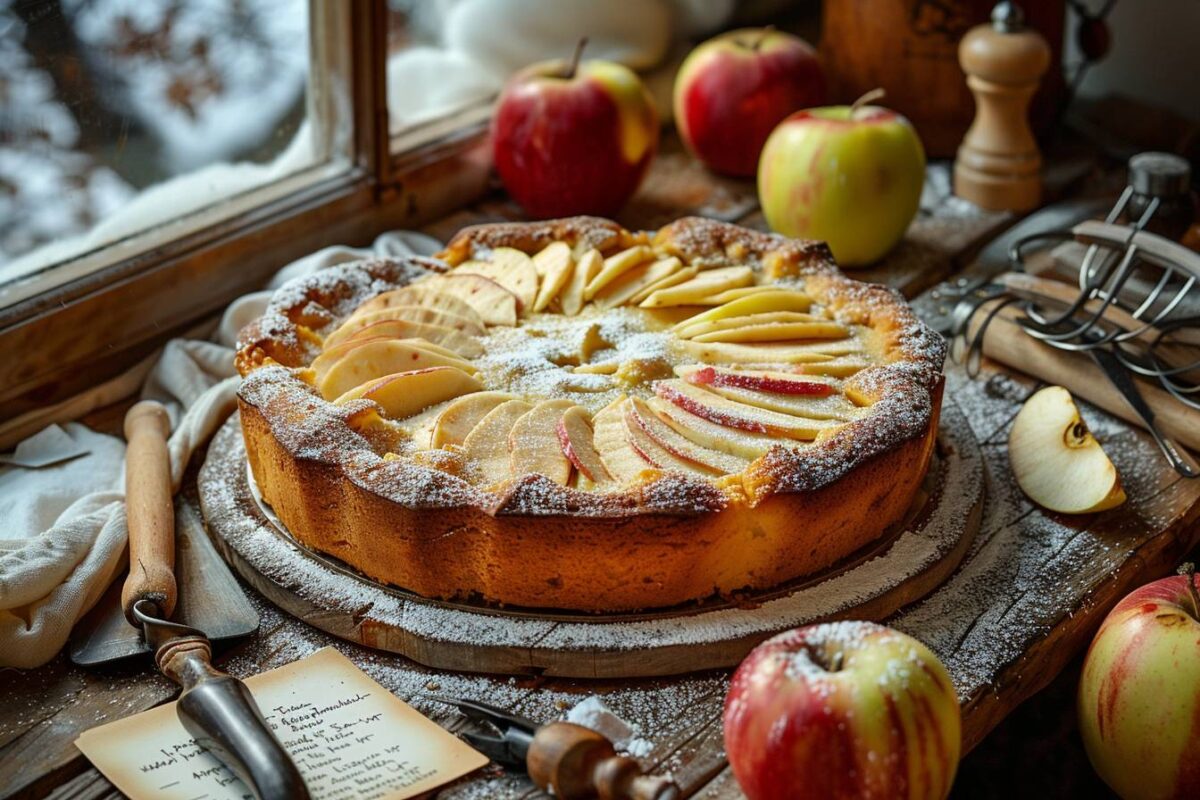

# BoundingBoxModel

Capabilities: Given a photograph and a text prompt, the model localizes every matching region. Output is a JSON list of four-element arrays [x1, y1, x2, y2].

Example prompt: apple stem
[[564, 37, 588, 80], [850, 88, 886, 118], [750, 25, 775, 51], [1178, 562, 1200, 620]]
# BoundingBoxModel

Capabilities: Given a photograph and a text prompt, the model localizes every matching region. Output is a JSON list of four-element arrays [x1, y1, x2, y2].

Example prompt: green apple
[[1078, 566, 1200, 800], [724, 621, 961, 799], [758, 96, 925, 267]]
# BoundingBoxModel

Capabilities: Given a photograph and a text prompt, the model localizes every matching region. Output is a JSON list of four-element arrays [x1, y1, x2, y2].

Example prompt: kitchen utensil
[[954, 1, 1051, 211], [70, 401, 307, 800], [428, 697, 679, 800]]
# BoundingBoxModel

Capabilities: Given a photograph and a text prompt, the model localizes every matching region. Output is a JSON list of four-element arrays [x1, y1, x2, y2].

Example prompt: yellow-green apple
[[492, 41, 658, 218], [1008, 385, 1125, 514], [1078, 565, 1200, 800], [724, 621, 961, 800], [758, 93, 925, 266], [673, 27, 825, 177]]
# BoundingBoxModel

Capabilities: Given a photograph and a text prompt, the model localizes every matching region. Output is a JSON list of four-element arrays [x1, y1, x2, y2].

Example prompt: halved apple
[[585, 245, 653, 300], [560, 248, 603, 316], [325, 305, 486, 349], [454, 247, 539, 310], [337, 319, 482, 357], [429, 391, 514, 448], [592, 397, 656, 483], [557, 406, 613, 485], [591, 256, 684, 310], [461, 399, 534, 486], [532, 242, 574, 312], [351, 284, 486, 330], [333, 366, 483, 420], [1008, 385, 1126, 513], [430, 274, 520, 326], [677, 339, 860, 365], [671, 290, 815, 332], [627, 396, 747, 474], [318, 340, 478, 400], [509, 399, 575, 485], [645, 396, 778, 460], [639, 266, 755, 308], [656, 380, 841, 439]]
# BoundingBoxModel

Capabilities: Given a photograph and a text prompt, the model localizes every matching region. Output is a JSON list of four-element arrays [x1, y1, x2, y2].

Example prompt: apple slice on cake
[[429, 391, 515, 448], [656, 380, 842, 439], [584, 245, 653, 300], [560, 248, 603, 316], [592, 397, 656, 483], [453, 247, 539, 310], [557, 406, 613, 486], [639, 266, 755, 307], [430, 273, 520, 326], [351, 284, 486, 330], [645, 396, 779, 460], [509, 399, 575, 485], [333, 366, 483, 419], [318, 340, 479, 400], [461, 399, 534, 486], [531, 242, 575, 312], [626, 396, 748, 474]]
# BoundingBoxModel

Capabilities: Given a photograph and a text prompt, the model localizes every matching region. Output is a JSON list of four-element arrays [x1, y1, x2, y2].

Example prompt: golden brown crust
[[234, 217, 946, 610]]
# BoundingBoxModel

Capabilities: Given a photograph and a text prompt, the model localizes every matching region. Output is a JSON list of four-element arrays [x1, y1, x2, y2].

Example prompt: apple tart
[[236, 216, 945, 611]]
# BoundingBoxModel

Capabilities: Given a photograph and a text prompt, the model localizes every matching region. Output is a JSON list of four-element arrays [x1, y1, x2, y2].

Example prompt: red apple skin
[[685, 365, 833, 396], [674, 28, 825, 178], [1078, 572, 1200, 800], [724, 621, 960, 800], [492, 59, 658, 218]]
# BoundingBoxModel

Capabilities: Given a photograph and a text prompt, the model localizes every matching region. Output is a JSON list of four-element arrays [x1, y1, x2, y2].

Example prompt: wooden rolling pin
[[121, 400, 177, 625], [965, 299, 1200, 452]]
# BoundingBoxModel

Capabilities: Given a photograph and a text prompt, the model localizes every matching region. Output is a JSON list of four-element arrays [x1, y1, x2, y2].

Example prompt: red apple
[[1078, 565, 1200, 800], [724, 621, 961, 800], [674, 27, 825, 177], [492, 41, 658, 218]]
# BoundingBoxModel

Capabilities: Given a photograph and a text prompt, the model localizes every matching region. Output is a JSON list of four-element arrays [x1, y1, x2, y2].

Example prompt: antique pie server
[[427, 696, 680, 800], [71, 401, 309, 800]]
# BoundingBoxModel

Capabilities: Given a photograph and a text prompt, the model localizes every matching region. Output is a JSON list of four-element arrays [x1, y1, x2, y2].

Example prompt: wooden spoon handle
[[121, 400, 177, 624]]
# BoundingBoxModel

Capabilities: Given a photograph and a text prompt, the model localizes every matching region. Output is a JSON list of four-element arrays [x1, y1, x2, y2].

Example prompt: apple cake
[[236, 216, 945, 611]]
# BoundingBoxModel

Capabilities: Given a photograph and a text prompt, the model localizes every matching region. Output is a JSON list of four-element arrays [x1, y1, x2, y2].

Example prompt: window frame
[[0, 0, 493, 422]]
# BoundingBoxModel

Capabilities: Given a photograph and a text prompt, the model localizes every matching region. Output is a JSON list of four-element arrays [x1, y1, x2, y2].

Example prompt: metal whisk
[[959, 152, 1200, 477]]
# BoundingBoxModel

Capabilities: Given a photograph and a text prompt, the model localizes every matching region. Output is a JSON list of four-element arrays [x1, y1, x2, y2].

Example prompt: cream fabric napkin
[[0, 231, 442, 669]]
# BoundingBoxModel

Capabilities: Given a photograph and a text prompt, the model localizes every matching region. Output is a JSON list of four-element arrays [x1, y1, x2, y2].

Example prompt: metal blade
[[70, 498, 258, 665]]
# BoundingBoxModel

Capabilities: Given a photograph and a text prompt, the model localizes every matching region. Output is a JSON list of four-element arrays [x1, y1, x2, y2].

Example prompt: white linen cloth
[[0, 231, 442, 669]]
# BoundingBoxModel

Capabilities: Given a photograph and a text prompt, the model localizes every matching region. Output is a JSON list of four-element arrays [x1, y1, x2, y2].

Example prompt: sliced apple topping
[[561, 248, 603, 316], [585, 245, 653, 300], [351, 284, 486, 330], [671, 290, 815, 333], [692, 285, 781, 306], [645, 396, 779, 460], [674, 311, 823, 340], [509, 399, 575, 485], [461, 399, 533, 487], [557, 406, 613, 485], [619, 399, 716, 478], [793, 356, 872, 378], [592, 397, 656, 483], [430, 274, 521, 326], [626, 396, 748, 474], [639, 266, 755, 307], [454, 247, 539, 310], [325, 306, 486, 350], [333, 366, 483, 420], [591, 256, 683, 310], [677, 339, 861, 365], [344, 319, 482, 357], [656, 380, 842, 440], [429, 391, 514, 448], [531, 242, 574, 312], [318, 340, 479, 400], [691, 320, 849, 343], [677, 365, 836, 396], [628, 263, 698, 306]]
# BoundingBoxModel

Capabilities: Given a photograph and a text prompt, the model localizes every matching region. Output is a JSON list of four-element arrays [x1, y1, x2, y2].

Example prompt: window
[[0, 0, 350, 309]]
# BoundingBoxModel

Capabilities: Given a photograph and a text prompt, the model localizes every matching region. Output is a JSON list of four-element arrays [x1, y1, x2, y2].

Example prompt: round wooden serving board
[[199, 400, 983, 678]]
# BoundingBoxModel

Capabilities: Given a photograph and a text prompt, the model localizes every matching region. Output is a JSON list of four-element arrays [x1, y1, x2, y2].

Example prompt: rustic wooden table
[[3, 145, 1198, 800]]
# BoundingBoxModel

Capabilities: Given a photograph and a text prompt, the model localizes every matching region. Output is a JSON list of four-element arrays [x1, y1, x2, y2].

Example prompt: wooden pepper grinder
[[953, 1, 1051, 211], [528, 722, 679, 800]]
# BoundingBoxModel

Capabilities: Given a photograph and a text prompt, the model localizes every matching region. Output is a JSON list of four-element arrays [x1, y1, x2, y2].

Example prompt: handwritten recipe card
[[76, 648, 488, 800]]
